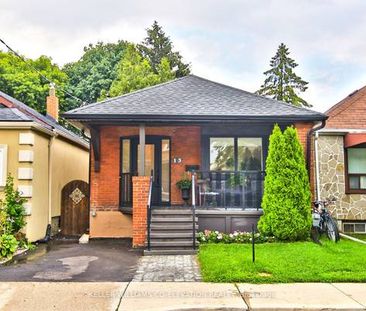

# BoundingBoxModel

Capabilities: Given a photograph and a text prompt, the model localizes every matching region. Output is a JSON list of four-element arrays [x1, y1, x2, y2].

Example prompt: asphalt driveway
[[0, 239, 141, 282]]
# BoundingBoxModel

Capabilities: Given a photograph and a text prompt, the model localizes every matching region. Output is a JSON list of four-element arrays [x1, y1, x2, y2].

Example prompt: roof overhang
[[0, 121, 89, 149], [345, 133, 366, 148], [62, 113, 327, 124], [0, 121, 55, 136], [318, 128, 366, 135]]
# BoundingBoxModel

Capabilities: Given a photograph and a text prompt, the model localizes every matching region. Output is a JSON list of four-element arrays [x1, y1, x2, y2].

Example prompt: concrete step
[[152, 209, 193, 216], [144, 249, 198, 255], [150, 240, 198, 248], [150, 224, 199, 231], [150, 232, 195, 239], [151, 217, 198, 223]]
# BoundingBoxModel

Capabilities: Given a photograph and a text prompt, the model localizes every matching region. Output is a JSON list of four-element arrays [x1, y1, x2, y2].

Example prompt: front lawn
[[198, 240, 366, 283]]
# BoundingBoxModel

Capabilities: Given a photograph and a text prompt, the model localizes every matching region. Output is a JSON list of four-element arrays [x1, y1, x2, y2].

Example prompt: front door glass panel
[[122, 139, 130, 173], [161, 139, 170, 202], [138, 144, 155, 176]]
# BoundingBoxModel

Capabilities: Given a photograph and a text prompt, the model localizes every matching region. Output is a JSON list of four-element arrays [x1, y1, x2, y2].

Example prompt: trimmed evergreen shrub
[[258, 125, 312, 241]]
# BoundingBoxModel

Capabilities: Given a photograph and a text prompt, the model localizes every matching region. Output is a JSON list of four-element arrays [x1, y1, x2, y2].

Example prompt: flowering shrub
[[197, 230, 276, 244]]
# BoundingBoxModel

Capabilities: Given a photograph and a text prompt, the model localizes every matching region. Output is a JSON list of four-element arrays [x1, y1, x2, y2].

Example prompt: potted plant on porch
[[176, 173, 192, 205]]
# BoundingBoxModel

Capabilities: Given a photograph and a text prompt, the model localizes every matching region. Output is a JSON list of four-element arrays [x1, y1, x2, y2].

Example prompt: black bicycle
[[311, 200, 340, 243]]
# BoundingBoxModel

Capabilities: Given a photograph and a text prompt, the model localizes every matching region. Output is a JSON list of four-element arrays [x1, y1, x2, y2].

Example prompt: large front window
[[210, 138, 234, 170], [210, 137, 263, 171], [347, 147, 366, 192]]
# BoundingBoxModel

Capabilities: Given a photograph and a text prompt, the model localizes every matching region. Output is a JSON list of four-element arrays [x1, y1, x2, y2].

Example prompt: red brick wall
[[294, 122, 315, 197], [90, 125, 201, 212], [132, 176, 150, 247], [325, 86, 366, 129]]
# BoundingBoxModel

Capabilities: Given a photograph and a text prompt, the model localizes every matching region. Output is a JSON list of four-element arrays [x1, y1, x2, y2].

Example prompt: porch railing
[[120, 172, 133, 207], [193, 170, 264, 210], [146, 172, 154, 251], [191, 173, 196, 249]]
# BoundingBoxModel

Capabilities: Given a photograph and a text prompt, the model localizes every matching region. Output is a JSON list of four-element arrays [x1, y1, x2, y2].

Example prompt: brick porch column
[[132, 176, 150, 247], [294, 122, 315, 198]]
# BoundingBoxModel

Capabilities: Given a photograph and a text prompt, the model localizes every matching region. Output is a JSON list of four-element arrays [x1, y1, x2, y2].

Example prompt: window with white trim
[[343, 222, 366, 234]]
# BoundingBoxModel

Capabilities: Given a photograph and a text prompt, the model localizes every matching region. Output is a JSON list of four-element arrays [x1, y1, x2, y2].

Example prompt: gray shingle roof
[[0, 91, 87, 147], [0, 107, 31, 121], [64, 75, 326, 121]]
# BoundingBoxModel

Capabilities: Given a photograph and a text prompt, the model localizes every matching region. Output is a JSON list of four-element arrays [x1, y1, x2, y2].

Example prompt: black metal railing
[[146, 172, 154, 251], [120, 172, 133, 207], [193, 170, 264, 210], [192, 173, 196, 249]]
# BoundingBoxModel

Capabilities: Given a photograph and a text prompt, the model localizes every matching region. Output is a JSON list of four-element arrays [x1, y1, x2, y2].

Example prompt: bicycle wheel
[[325, 216, 340, 242], [311, 226, 321, 244]]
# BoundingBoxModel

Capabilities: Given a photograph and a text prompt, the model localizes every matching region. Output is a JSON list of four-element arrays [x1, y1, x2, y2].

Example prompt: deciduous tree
[[63, 41, 128, 107], [0, 52, 67, 114], [107, 44, 174, 98]]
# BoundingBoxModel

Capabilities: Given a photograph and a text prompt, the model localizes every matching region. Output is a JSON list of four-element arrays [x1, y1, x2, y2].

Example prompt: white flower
[[233, 231, 239, 236], [215, 231, 219, 234], [201, 237, 206, 241], [217, 234, 223, 240], [229, 233, 234, 238]]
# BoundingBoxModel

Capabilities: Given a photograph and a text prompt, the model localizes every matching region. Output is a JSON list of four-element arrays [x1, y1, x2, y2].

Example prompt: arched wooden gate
[[61, 180, 89, 236]]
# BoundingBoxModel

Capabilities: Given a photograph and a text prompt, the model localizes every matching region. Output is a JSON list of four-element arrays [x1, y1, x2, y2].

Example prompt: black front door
[[120, 136, 170, 207]]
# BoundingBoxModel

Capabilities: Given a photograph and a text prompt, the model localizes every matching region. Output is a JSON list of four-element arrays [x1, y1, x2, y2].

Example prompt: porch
[[117, 124, 268, 210]]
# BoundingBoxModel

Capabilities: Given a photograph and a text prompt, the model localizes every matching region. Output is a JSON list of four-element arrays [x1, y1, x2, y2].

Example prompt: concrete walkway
[[132, 255, 201, 282], [1, 282, 366, 310]]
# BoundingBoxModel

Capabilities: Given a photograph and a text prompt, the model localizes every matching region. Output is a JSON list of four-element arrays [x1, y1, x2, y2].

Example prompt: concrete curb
[[118, 282, 366, 311], [0, 281, 366, 310]]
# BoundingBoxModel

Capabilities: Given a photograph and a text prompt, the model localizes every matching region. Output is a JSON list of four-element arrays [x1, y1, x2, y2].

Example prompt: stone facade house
[[316, 85, 366, 233], [0, 88, 89, 241], [64, 75, 326, 253]]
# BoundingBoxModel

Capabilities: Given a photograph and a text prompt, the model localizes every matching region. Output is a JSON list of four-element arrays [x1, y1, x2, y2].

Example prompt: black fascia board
[[62, 113, 327, 123]]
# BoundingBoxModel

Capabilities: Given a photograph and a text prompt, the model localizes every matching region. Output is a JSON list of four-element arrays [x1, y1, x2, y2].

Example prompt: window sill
[[345, 190, 366, 195], [119, 206, 132, 215]]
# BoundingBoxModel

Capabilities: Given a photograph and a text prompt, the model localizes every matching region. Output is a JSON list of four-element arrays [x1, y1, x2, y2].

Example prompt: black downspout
[[306, 120, 326, 175], [36, 224, 52, 243]]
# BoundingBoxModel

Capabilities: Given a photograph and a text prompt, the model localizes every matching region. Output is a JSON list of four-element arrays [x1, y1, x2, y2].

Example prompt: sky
[[1, 0, 366, 112]]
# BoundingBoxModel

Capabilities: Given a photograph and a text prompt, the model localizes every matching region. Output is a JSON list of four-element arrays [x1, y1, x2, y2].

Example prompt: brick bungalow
[[64, 75, 326, 253], [316, 85, 366, 234]]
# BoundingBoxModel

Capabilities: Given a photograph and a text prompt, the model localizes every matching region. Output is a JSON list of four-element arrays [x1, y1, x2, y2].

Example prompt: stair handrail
[[192, 172, 196, 249], [147, 170, 154, 251]]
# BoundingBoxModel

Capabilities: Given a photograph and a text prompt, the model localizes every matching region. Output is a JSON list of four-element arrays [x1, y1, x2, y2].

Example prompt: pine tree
[[258, 125, 312, 241], [257, 43, 310, 107], [138, 21, 190, 78]]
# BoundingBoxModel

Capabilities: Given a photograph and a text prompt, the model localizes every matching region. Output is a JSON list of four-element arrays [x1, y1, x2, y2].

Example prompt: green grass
[[198, 240, 366, 283]]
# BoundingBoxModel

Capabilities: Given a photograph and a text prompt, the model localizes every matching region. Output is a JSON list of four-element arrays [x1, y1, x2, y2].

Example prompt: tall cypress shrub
[[258, 125, 312, 241]]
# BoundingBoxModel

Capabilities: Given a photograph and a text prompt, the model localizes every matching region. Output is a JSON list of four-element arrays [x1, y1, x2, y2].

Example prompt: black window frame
[[208, 136, 264, 172]]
